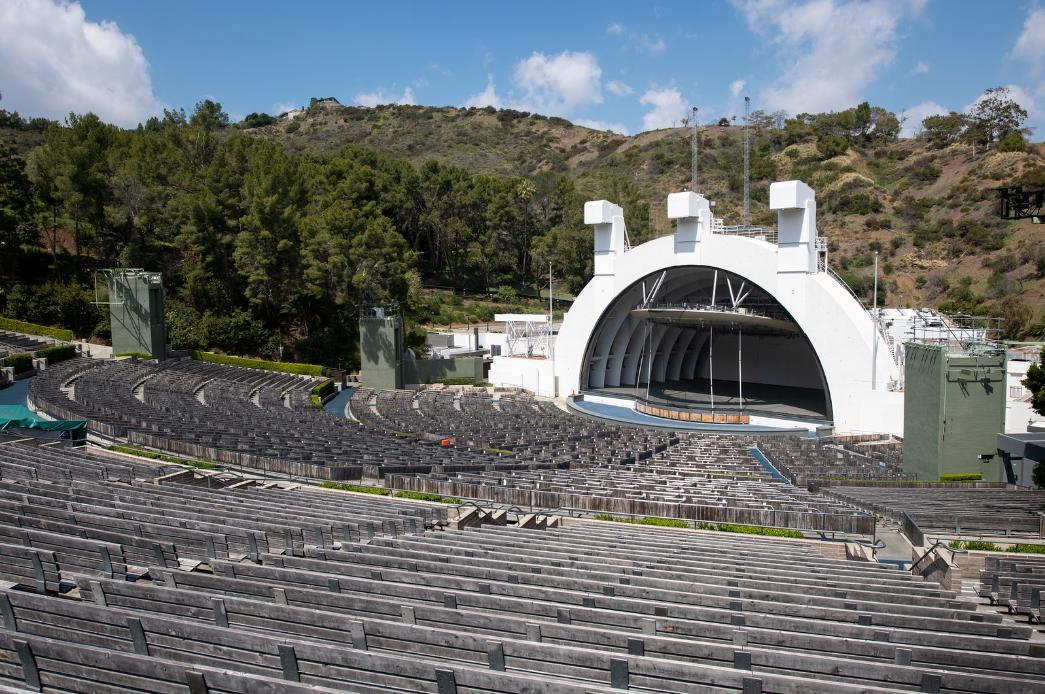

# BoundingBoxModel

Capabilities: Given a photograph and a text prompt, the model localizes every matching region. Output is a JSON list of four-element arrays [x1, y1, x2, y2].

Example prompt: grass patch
[[0, 316, 72, 341], [483, 447, 513, 454], [115, 352, 153, 360], [189, 349, 324, 376], [593, 514, 689, 528], [392, 491, 462, 503], [108, 444, 223, 470], [697, 522, 804, 538], [319, 481, 391, 495], [949, 539, 1002, 551], [1007, 543, 1045, 554], [939, 473, 982, 482]]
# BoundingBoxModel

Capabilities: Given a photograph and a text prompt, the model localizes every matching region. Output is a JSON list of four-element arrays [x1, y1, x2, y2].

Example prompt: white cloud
[[635, 33, 668, 54], [0, 0, 163, 126], [513, 50, 603, 115], [729, 79, 747, 99], [640, 86, 689, 130], [607, 23, 668, 54], [910, 61, 930, 75], [732, 0, 926, 114], [899, 100, 946, 138], [464, 75, 502, 108], [353, 86, 415, 107], [1011, 7, 1045, 74], [576, 118, 629, 135], [607, 80, 634, 96]]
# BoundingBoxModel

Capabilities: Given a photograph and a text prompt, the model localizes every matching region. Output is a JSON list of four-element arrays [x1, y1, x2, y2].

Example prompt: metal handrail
[[911, 538, 968, 574]]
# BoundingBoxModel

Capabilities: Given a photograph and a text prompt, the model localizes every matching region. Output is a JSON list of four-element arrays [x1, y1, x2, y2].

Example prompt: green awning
[[0, 405, 88, 433]]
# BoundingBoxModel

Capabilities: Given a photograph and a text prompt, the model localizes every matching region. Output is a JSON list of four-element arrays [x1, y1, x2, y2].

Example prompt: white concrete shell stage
[[494, 180, 904, 435]]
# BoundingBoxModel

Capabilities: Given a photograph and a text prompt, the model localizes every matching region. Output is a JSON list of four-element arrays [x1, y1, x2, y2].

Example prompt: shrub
[[697, 522, 804, 538], [939, 473, 982, 482], [494, 285, 518, 303], [2, 352, 33, 374], [309, 380, 335, 409], [949, 539, 1001, 551], [1008, 543, 1045, 554], [593, 514, 688, 528], [36, 344, 76, 364], [0, 316, 73, 341], [393, 491, 462, 503], [108, 444, 222, 470], [816, 135, 848, 159], [431, 377, 491, 387], [188, 350, 324, 376], [319, 482, 391, 495], [312, 379, 336, 399], [998, 132, 1027, 153]]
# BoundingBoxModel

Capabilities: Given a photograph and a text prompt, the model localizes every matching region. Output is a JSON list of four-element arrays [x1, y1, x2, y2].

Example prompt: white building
[[490, 180, 906, 434]]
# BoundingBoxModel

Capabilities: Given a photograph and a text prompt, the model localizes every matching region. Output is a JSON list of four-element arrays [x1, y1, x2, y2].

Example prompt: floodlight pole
[[709, 270, 717, 413], [871, 251, 879, 391], [743, 96, 750, 226], [691, 107, 699, 192], [738, 327, 743, 411], [548, 262, 555, 395]]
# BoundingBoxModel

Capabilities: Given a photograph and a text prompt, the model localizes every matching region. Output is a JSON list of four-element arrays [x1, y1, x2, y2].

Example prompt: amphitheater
[[0, 343, 1037, 694]]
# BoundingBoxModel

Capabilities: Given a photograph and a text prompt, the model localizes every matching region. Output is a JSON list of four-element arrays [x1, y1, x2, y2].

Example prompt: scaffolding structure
[[496, 314, 552, 358]]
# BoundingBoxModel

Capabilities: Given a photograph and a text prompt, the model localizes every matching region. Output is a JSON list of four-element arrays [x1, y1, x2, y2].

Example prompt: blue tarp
[[0, 404, 87, 434]]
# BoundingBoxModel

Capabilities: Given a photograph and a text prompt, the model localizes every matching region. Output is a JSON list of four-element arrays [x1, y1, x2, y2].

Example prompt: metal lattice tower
[[690, 106, 698, 192], [743, 96, 751, 226]]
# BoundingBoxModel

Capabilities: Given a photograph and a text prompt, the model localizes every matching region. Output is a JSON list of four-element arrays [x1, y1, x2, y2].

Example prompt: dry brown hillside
[[249, 104, 1045, 332]]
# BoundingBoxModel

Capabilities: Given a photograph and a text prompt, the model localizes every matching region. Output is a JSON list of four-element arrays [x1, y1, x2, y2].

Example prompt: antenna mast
[[743, 96, 750, 226], [690, 106, 698, 192]]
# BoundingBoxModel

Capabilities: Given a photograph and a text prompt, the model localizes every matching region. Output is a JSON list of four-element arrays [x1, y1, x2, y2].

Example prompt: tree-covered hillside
[[0, 90, 1042, 369]]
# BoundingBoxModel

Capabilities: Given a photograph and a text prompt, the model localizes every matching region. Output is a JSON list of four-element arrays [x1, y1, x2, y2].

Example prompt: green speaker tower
[[103, 269, 167, 361]]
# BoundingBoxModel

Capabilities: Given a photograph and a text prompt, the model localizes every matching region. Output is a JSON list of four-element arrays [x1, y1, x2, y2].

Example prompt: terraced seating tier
[[0, 442, 1039, 693]]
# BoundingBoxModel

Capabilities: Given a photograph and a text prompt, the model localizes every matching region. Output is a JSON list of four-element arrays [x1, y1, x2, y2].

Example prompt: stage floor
[[589, 378, 829, 421]]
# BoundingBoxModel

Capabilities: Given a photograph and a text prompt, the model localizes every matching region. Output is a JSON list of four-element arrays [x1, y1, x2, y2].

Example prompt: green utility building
[[106, 269, 166, 361], [359, 311, 484, 390], [902, 341, 1007, 481]]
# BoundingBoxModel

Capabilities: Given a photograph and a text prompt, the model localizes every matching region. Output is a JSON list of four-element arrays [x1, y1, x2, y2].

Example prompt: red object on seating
[[440, 438, 452, 446]]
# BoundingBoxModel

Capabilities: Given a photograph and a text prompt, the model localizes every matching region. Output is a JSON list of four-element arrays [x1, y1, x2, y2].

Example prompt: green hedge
[[939, 473, 982, 482], [0, 316, 73, 341], [2, 353, 33, 374], [947, 541, 1045, 554], [108, 444, 223, 470], [319, 481, 391, 495], [188, 349, 324, 376], [949, 539, 1002, 551], [393, 491, 462, 504], [594, 514, 689, 528], [37, 344, 76, 364], [431, 377, 492, 387], [312, 379, 336, 399], [697, 522, 804, 538]]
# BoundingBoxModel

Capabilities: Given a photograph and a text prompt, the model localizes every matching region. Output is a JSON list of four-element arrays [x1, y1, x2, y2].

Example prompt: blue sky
[[1, 0, 1043, 138]]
